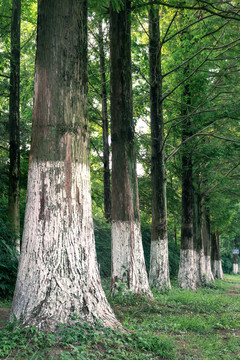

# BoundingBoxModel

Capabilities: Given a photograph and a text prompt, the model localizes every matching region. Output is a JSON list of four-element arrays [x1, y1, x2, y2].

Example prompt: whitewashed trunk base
[[212, 260, 224, 279], [196, 249, 205, 286], [149, 237, 171, 291], [178, 249, 197, 290], [111, 220, 152, 298], [204, 255, 214, 282], [11, 160, 119, 331], [233, 263, 238, 274]]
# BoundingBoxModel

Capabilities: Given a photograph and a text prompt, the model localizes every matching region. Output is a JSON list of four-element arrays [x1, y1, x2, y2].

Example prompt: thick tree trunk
[[11, 0, 119, 331], [201, 202, 214, 282], [178, 82, 197, 290], [98, 19, 111, 222], [110, 1, 151, 297], [8, 0, 21, 254], [148, 6, 171, 291], [211, 230, 224, 279]]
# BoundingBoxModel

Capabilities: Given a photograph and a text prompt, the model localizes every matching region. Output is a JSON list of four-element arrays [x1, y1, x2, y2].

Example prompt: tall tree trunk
[[98, 19, 111, 222], [201, 200, 214, 282], [110, 0, 151, 297], [178, 81, 197, 290], [211, 230, 224, 279], [148, 5, 171, 291], [8, 0, 21, 254], [11, 0, 119, 331], [193, 183, 204, 286]]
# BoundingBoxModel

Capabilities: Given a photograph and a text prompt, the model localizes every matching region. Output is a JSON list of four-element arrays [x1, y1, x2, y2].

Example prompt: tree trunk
[[193, 183, 204, 286], [98, 19, 111, 222], [233, 237, 238, 274], [201, 201, 214, 282], [110, 0, 152, 297], [8, 0, 21, 254], [148, 5, 171, 291], [211, 230, 224, 279], [11, 0, 119, 331], [178, 81, 197, 290]]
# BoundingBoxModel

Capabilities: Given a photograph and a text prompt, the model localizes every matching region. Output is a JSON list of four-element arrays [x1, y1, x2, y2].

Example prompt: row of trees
[[0, 0, 239, 330]]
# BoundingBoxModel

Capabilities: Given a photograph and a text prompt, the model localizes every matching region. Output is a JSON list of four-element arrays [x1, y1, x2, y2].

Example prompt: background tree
[[110, 0, 152, 297], [148, 4, 171, 290], [8, 0, 21, 254]]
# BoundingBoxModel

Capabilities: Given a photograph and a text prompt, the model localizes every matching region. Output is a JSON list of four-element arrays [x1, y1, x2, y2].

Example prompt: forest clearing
[[0, 274, 240, 359]]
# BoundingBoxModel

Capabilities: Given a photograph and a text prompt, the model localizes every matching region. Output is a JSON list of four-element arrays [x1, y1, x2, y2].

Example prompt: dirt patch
[[226, 285, 240, 297], [0, 307, 11, 328]]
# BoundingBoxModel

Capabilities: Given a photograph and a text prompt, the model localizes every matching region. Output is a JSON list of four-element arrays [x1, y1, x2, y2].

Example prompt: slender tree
[[97, 19, 111, 222], [11, 0, 119, 331], [201, 199, 214, 282], [193, 181, 205, 286], [211, 229, 224, 279], [232, 237, 239, 274], [148, 5, 171, 290], [110, 0, 152, 297], [8, 0, 21, 254], [178, 77, 198, 290]]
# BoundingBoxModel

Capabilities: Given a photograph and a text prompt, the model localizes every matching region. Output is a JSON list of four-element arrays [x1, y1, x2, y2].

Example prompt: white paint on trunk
[[233, 263, 238, 274], [149, 237, 171, 290], [212, 260, 224, 279], [178, 249, 197, 290], [11, 160, 119, 331], [196, 249, 205, 286], [111, 220, 152, 297], [204, 255, 214, 282]]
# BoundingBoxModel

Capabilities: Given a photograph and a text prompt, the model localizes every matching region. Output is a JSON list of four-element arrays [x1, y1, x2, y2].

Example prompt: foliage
[[0, 214, 18, 299]]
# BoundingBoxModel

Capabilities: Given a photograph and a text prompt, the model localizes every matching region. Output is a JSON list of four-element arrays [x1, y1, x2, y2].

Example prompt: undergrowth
[[0, 274, 239, 359]]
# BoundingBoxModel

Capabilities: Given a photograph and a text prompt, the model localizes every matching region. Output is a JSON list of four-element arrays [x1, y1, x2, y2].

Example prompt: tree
[[201, 198, 214, 282], [110, 0, 152, 297], [148, 5, 171, 290], [8, 0, 21, 254], [211, 229, 224, 279], [11, 0, 119, 331], [97, 19, 111, 222]]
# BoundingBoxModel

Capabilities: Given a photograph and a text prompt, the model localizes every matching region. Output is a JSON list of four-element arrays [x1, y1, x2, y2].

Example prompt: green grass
[[0, 274, 240, 359]]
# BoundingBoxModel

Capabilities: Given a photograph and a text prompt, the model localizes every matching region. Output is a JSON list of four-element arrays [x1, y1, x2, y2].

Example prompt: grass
[[0, 274, 239, 359]]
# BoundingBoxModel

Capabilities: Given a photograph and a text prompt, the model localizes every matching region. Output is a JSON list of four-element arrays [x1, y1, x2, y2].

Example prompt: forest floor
[[0, 274, 239, 360]]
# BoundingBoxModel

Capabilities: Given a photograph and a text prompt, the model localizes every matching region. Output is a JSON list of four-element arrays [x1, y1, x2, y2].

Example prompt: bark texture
[[233, 237, 238, 274], [193, 184, 204, 286], [211, 230, 223, 279], [98, 20, 111, 222], [110, 0, 151, 297], [8, 0, 21, 253], [11, 0, 119, 331], [148, 5, 171, 290], [178, 81, 197, 290], [201, 204, 214, 282]]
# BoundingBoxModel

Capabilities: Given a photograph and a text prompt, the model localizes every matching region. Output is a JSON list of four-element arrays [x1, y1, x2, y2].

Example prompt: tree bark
[[148, 5, 171, 291], [211, 230, 224, 279], [201, 200, 214, 282], [8, 0, 21, 254], [193, 183, 205, 286], [11, 0, 119, 331], [98, 19, 111, 222], [233, 237, 238, 274], [178, 80, 197, 290], [110, 0, 152, 297]]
